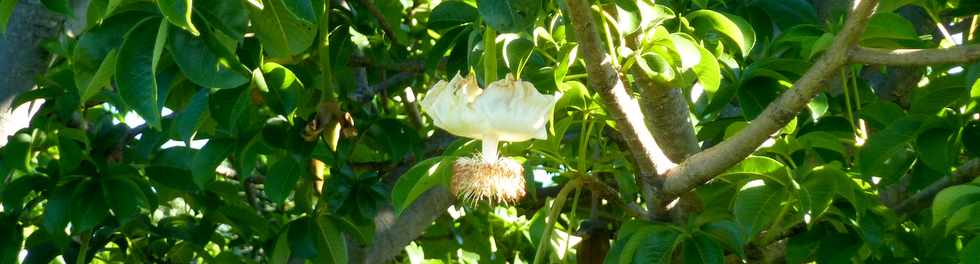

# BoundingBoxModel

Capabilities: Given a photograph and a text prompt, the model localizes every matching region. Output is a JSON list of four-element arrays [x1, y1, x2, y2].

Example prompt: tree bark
[[662, 0, 879, 196], [0, 0, 63, 145], [634, 75, 700, 162]]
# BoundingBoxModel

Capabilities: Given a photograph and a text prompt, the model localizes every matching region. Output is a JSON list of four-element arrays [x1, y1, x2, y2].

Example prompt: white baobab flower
[[421, 73, 560, 204]]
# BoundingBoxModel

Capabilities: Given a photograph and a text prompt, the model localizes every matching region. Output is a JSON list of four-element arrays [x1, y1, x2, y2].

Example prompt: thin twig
[[357, 0, 399, 42], [895, 158, 980, 213], [849, 45, 980, 65]]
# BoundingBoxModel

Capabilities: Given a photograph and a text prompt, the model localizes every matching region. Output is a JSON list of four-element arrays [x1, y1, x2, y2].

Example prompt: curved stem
[[533, 178, 581, 264], [76, 231, 91, 264]]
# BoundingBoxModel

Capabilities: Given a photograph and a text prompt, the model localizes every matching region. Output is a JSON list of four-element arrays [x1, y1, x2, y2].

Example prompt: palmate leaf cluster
[[0, 0, 979, 263]]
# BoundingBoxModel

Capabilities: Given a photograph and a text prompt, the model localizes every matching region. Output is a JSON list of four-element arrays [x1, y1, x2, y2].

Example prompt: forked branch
[[661, 0, 880, 195]]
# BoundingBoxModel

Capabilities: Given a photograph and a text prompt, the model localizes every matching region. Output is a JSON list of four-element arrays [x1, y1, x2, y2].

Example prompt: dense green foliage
[[2, 0, 980, 263]]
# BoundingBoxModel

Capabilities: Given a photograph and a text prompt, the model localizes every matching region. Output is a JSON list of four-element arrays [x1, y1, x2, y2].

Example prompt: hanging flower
[[421, 73, 560, 204]]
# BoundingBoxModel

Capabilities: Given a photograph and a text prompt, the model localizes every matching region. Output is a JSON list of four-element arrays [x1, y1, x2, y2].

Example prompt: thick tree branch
[[634, 75, 700, 162], [850, 44, 980, 65], [662, 0, 879, 195], [895, 158, 980, 213], [0, 0, 64, 144], [358, 187, 452, 264], [564, 0, 674, 218]]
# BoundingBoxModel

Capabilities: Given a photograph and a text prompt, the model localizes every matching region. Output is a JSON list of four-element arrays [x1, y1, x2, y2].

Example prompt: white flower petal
[[420, 74, 488, 139], [475, 74, 560, 142]]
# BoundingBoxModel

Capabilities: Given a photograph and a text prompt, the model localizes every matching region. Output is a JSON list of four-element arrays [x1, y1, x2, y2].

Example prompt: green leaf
[[427, 26, 469, 76], [719, 156, 790, 186], [964, 121, 980, 157], [910, 79, 967, 115], [288, 216, 319, 259], [248, 0, 317, 58], [116, 18, 164, 129], [195, 0, 249, 38], [80, 49, 118, 103], [173, 89, 209, 143], [623, 226, 681, 264], [604, 220, 650, 264], [862, 13, 919, 42], [879, 0, 922, 12], [806, 93, 829, 121], [147, 147, 199, 191], [700, 220, 746, 257], [41, 0, 71, 15], [917, 129, 956, 172], [750, 0, 818, 29], [271, 231, 290, 264], [366, 119, 422, 161], [693, 45, 721, 96], [374, 0, 408, 43], [191, 139, 235, 189], [282, 0, 317, 23], [807, 33, 834, 59], [71, 180, 109, 232], [314, 215, 349, 264], [42, 181, 75, 234], [946, 202, 980, 234], [265, 155, 302, 204], [737, 77, 787, 119], [933, 185, 980, 225], [637, 2, 675, 31], [169, 27, 249, 89], [859, 115, 930, 176], [686, 10, 756, 56], [668, 33, 702, 71], [0, 0, 16, 34], [57, 133, 83, 175], [961, 237, 980, 264], [158, 0, 199, 35], [260, 62, 304, 116], [4, 131, 34, 172], [860, 100, 906, 128], [503, 36, 534, 76], [391, 157, 452, 214], [682, 233, 724, 264], [799, 165, 842, 219], [101, 176, 148, 223], [615, 0, 641, 35], [428, 1, 478, 31], [0, 214, 22, 264], [476, 0, 541, 33], [734, 181, 786, 239]]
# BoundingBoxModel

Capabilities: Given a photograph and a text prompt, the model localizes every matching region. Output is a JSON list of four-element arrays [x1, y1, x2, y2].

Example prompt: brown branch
[[564, 0, 673, 218], [850, 44, 980, 66], [895, 158, 980, 213], [634, 75, 700, 162], [348, 56, 423, 72], [662, 0, 879, 195], [357, 0, 399, 42], [349, 71, 418, 103], [580, 176, 646, 219]]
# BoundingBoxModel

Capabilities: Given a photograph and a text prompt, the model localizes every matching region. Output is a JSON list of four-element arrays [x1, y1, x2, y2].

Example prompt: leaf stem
[[533, 178, 581, 264], [484, 26, 498, 83], [76, 231, 91, 264], [562, 186, 584, 260], [840, 69, 858, 137], [759, 200, 791, 245]]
